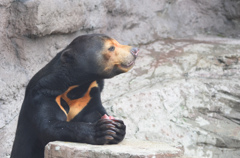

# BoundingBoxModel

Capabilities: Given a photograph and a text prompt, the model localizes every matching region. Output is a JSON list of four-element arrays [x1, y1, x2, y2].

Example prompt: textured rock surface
[[103, 38, 240, 158], [0, 0, 240, 158], [45, 139, 183, 158]]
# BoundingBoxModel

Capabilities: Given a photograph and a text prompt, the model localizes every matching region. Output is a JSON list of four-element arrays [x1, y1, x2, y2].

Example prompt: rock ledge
[[45, 139, 184, 158]]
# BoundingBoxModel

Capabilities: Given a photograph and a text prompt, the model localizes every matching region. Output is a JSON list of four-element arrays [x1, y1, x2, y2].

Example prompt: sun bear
[[11, 34, 139, 158]]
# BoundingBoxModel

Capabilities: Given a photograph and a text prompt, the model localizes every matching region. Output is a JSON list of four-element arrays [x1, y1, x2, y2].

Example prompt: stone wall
[[0, 0, 240, 157]]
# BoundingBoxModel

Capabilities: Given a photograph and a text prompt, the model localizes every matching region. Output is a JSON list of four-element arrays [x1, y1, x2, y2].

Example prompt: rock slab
[[45, 139, 184, 158]]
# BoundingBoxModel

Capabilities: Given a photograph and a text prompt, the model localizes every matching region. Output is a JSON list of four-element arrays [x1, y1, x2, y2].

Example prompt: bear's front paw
[[94, 115, 126, 145]]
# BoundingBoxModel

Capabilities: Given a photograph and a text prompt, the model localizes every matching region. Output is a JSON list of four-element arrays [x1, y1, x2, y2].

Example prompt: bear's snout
[[130, 48, 139, 58]]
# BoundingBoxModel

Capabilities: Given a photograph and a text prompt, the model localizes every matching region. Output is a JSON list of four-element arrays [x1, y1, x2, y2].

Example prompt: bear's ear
[[60, 48, 74, 63]]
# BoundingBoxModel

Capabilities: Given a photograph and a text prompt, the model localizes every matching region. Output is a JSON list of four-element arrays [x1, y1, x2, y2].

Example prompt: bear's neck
[[30, 56, 98, 96], [61, 64, 98, 86], [48, 68, 97, 93]]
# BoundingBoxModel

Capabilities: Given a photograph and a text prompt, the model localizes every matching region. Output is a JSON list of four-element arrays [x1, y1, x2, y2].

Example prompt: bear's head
[[61, 34, 139, 78]]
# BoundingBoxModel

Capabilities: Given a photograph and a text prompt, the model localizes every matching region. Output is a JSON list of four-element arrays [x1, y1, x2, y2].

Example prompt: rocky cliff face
[[0, 0, 240, 158]]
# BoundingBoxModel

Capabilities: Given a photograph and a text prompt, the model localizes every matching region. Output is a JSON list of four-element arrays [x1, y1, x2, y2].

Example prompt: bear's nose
[[130, 48, 139, 57]]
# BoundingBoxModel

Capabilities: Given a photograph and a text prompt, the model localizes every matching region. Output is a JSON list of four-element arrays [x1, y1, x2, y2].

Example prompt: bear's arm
[[31, 93, 125, 145]]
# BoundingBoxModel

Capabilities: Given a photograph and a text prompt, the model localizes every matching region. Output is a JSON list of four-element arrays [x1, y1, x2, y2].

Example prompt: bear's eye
[[108, 46, 115, 52]]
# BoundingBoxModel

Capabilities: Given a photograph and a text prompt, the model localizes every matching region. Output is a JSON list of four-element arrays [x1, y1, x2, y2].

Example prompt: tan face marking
[[100, 38, 135, 73], [55, 81, 98, 122]]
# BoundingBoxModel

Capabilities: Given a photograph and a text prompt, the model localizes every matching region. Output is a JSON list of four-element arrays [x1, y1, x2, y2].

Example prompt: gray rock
[[11, 0, 240, 41], [45, 139, 183, 158]]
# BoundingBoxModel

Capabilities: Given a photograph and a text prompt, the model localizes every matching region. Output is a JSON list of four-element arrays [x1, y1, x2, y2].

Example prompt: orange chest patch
[[55, 81, 98, 122]]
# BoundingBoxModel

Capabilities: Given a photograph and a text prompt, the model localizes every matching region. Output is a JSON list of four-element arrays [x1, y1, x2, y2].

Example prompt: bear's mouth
[[121, 60, 135, 68]]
